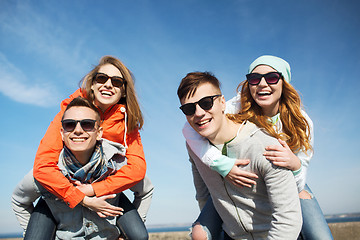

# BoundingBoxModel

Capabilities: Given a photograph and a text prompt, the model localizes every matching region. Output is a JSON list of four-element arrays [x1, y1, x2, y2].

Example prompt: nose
[[258, 77, 268, 86], [103, 78, 114, 88], [194, 104, 206, 116], [73, 122, 84, 134]]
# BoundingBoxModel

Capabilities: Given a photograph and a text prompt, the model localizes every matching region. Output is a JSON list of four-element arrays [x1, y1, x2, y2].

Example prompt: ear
[[91, 84, 95, 91], [96, 126, 103, 140], [220, 95, 226, 112], [60, 128, 65, 141]]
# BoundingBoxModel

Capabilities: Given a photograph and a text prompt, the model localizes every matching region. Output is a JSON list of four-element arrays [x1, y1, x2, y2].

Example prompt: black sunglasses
[[180, 95, 221, 116], [61, 119, 97, 132], [246, 72, 282, 85], [94, 73, 125, 88]]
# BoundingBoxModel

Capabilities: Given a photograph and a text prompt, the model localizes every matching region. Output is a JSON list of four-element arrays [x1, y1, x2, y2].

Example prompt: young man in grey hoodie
[[177, 72, 302, 240]]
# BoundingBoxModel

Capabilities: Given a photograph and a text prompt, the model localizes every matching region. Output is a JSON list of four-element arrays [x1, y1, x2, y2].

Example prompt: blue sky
[[1, 0, 359, 234]]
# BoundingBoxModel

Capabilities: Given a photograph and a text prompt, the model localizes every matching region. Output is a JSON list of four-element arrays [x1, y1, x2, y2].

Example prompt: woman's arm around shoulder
[[33, 89, 85, 208], [91, 128, 147, 196]]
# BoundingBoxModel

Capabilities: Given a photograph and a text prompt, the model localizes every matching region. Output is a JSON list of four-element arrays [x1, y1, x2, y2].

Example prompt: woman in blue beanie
[[184, 55, 333, 239]]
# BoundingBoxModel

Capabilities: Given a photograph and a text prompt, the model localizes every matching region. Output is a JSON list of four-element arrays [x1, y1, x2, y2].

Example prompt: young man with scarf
[[12, 97, 151, 239]]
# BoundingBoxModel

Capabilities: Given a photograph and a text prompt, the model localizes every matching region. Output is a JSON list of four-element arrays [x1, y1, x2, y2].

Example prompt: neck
[[72, 149, 94, 166], [209, 117, 240, 145], [263, 103, 279, 117]]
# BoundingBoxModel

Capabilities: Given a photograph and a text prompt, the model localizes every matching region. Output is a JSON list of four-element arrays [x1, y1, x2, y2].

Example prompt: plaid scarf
[[59, 141, 117, 184]]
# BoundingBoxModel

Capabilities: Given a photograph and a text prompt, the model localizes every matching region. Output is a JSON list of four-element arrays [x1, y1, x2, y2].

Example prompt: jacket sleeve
[[33, 90, 86, 208], [183, 122, 235, 177], [91, 128, 146, 196]]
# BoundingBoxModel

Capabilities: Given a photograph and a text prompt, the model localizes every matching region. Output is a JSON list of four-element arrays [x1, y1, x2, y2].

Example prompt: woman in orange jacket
[[20, 56, 151, 239]]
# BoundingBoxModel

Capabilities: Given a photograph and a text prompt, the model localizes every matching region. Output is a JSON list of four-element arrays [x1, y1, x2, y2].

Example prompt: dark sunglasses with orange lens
[[94, 73, 125, 88], [180, 95, 221, 116], [61, 119, 97, 132], [246, 72, 282, 85]]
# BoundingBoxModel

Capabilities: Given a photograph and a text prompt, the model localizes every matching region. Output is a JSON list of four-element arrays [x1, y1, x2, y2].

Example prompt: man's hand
[[263, 139, 301, 171], [81, 194, 123, 218], [74, 181, 95, 196], [225, 159, 258, 188]]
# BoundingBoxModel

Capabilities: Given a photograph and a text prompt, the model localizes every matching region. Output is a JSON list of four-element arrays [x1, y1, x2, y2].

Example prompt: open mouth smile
[[196, 118, 211, 127], [100, 90, 114, 97], [70, 137, 88, 143], [257, 91, 272, 96]]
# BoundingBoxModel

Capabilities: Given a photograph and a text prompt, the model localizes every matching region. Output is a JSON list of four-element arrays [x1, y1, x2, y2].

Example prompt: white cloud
[[0, 53, 60, 107], [0, 1, 90, 77]]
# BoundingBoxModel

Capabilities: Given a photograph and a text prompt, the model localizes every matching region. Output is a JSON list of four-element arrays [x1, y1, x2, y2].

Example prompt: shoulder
[[243, 122, 280, 147], [104, 104, 126, 119]]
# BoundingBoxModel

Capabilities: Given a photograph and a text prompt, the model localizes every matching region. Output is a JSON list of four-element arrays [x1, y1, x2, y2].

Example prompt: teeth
[[72, 138, 86, 142], [198, 120, 210, 125], [101, 91, 112, 96], [258, 92, 271, 95]]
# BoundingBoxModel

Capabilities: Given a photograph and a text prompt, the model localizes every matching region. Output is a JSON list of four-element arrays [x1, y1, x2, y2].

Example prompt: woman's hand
[[225, 159, 258, 188], [263, 139, 301, 171], [81, 194, 123, 218], [74, 181, 95, 196]]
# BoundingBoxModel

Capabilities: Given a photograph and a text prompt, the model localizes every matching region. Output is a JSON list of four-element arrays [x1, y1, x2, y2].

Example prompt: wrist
[[292, 164, 302, 176]]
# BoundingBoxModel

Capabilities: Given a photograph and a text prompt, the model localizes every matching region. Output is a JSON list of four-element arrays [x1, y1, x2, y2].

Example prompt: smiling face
[[61, 106, 103, 165], [181, 83, 227, 144], [249, 65, 283, 116], [91, 63, 124, 112]]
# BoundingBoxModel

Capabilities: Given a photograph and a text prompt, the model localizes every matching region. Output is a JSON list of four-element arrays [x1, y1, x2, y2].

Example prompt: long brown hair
[[80, 56, 143, 132], [229, 79, 312, 153]]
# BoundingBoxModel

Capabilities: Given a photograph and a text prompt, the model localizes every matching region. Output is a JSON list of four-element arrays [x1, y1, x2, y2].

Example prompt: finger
[[265, 156, 286, 162], [265, 145, 283, 151], [234, 180, 252, 188], [237, 176, 257, 185], [270, 161, 288, 168], [278, 139, 291, 150], [100, 194, 117, 200], [235, 171, 258, 179], [263, 151, 285, 159], [97, 212, 107, 218], [102, 208, 124, 216], [263, 151, 278, 157], [73, 181, 82, 186], [99, 201, 124, 212], [235, 159, 250, 166]]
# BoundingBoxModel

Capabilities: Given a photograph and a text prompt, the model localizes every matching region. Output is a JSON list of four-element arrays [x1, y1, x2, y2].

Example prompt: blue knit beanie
[[248, 55, 291, 83]]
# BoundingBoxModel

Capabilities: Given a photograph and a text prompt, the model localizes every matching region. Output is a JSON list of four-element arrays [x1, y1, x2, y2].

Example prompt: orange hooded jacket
[[33, 89, 146, 208]]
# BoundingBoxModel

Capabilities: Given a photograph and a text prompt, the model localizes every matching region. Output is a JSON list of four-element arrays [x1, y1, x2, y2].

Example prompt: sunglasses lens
[[94, 74, 108, 84], [198, 97, 213, 111], [180, 104, 196, 116], [62, 119, 96, 132], [265, 72, 280, 84], [95, 74, 124, 88], [62, 120, 77, 132], [80, 120, 96, 131], [246, 74, 261, 85], [110, 77, 124, 88]]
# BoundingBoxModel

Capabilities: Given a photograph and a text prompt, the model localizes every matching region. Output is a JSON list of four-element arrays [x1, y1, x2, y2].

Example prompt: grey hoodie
[[188, 121, 302, 240]]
